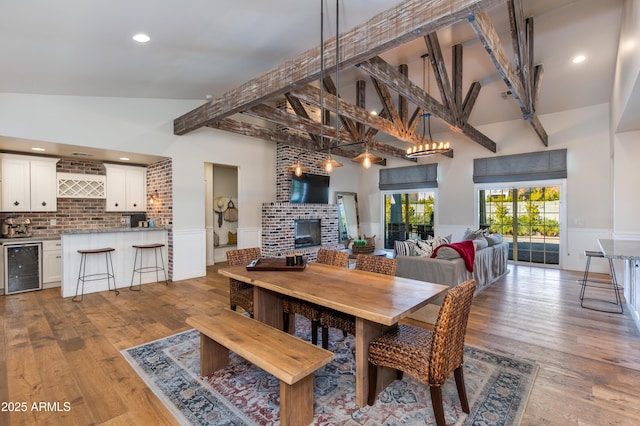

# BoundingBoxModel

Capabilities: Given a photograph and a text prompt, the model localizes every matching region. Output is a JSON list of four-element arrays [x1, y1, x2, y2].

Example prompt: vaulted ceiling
[[0, 0, 624, 163], [173, 0, 623, 163]]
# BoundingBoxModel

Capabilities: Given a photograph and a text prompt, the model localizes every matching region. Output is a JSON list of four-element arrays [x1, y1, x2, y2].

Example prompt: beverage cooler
[[3, 242, 42, 295]]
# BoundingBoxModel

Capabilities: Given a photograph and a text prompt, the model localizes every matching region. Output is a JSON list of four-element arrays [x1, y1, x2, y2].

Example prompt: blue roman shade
[[473, 149, 567, 183], [379, 163, 438, 190]]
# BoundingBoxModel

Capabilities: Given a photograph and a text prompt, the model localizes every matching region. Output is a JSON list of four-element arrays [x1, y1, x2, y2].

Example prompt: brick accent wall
[[263, 143, 340, 260]]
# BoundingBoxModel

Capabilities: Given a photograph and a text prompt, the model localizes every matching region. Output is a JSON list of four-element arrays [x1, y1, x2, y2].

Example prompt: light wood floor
[[1, 264, 639, 425]]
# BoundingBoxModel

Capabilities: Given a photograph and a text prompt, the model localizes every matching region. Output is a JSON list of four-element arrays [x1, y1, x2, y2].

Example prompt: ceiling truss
[[175, 0, 548, 162]]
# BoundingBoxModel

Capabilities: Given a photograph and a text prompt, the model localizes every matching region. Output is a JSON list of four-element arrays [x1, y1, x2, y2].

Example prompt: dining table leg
[[355, 317, 396, 407], [253, 286, 284, 330]]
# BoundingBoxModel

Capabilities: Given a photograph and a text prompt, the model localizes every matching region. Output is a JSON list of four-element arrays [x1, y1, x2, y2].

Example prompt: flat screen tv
[[290, 172, 330, 204]]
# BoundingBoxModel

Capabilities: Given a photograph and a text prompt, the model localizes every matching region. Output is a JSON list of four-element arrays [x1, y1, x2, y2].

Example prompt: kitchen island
[[61, 227, 170, 298]]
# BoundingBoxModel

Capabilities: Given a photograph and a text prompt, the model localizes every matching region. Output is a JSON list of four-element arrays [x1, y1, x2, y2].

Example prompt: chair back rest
[[355, 255, 397, 276], [429, 279, 476, 385], [226, 247, 261, 266], [316, 249, 349, 268]]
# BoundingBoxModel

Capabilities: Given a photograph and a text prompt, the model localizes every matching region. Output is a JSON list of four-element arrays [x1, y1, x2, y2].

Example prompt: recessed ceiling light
[[31, 147, 46, 152], [370, 110, 378, 116], [133, 33, 150, 43], [119, 157, 130, 161], [572, 55, 586, 64]]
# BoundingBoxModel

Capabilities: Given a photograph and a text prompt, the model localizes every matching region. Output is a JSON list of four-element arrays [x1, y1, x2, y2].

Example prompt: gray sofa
[[395, 241, 509, 322]]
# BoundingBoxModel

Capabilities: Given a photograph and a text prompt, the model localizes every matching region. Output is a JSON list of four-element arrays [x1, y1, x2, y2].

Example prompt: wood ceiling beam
[[370, 77, 405, 135], [452, 44, 464, 109], [174, 0, 506, 135], [321, 75, 360, 142], [208, 118, 321, 152], [398, 64, 409, 127], [358, 56, 496, 152], [289, 84, 415, 148], [469, 10, 548, 145], [283, 93, 321, 145], [243, 103, 355, 145], [425, 33, 457, 120]]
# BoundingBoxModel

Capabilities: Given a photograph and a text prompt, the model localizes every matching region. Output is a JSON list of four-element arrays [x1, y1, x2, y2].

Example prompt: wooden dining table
[[218, 261, 448, 407]]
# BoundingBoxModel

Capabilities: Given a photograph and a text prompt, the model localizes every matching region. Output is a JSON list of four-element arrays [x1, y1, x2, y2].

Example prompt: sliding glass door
[[383, 191, 436, 249], [479, 185, 561, 265]]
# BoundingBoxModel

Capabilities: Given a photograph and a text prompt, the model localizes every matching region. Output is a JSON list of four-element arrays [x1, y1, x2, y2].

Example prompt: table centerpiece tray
[[245, 257, 306, 271]]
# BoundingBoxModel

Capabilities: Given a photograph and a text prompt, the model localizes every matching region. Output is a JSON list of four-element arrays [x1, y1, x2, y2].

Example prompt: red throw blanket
[[431, 240, 476, 272]]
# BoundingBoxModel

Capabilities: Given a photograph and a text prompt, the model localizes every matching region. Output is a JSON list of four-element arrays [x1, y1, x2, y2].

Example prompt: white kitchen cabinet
[[30, 158, 59, 211], [0, 154, 59, 212], [105, 164, 146, 212], [42, 239, 62, 287]]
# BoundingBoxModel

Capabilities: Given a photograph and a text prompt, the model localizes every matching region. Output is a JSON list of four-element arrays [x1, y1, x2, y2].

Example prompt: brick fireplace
[[261, 143, 340, 259]]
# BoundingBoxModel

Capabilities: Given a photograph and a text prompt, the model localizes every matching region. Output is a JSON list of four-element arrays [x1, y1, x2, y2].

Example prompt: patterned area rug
[[122, 317, 537, 425]]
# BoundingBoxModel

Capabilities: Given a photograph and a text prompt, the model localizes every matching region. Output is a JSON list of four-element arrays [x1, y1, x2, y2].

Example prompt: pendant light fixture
[[351, 144, 383, 168], [317, 0, 343, 172], [405, 54, 451, 158], [287, 154, 309, 177]]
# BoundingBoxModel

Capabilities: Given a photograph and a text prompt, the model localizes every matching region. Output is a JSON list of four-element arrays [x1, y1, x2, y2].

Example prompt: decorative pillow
[[413, 239, 434, 257], [434, 246, 462, 260], [394, 239, 416, 257], [462, 227, 486, 241], [228, 231, 237, 245], [214, 232, 220, 247], [485, 233, 503, 246], [430, 235, 450, 246], [473, 237, 488, 251]]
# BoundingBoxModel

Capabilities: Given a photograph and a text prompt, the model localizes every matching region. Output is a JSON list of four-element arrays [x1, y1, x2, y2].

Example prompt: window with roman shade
[[379, 163, 438, 190], [473, 149, 567, 183]]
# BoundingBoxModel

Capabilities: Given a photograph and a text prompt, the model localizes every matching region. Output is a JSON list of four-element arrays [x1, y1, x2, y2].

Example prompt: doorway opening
[[205, 163, 239, 265], [478, 185, 561, 266]]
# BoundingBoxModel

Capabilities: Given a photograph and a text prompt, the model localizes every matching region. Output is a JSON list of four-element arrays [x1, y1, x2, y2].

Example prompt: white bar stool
[[73, 247, 117, 302], [130, 243, 168, 291]]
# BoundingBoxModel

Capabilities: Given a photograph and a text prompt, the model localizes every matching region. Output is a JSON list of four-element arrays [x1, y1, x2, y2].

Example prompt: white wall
[[612, 0, 640, 133]]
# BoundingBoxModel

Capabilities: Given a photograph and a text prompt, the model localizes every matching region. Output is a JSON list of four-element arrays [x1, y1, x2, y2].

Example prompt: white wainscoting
[[172, 229, 207, 281]]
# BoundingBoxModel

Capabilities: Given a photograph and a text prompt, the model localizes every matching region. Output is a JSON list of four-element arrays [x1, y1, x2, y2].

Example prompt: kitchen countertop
[[0, 226, 172, 243], [61, 226, 172, 235], [0, 235, 61, 244]]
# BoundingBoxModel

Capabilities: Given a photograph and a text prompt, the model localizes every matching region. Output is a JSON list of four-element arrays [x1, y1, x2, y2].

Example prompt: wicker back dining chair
[[226, 247, 261, 317], [354, 254, 397, 276], [282, 248, 349, 345], [367, 279, 477, 426], [320, 254, 397, 349]]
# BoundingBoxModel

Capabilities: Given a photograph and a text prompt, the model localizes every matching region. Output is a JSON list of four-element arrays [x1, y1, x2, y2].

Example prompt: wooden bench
[[186, 309, 334, 426]]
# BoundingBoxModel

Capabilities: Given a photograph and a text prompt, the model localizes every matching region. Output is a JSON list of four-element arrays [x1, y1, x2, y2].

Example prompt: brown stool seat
[[73, 248, 117, 302], [132, 243, 165, 249], [130, 243, 168, 290], [78, 247, 115, 254]]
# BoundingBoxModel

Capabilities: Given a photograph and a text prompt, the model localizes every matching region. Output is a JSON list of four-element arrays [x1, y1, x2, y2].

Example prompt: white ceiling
[[0, 0, 627, 161]]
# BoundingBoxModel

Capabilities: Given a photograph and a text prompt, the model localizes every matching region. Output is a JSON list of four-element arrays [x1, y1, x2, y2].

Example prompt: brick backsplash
[[0, 157, 173, 238]]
